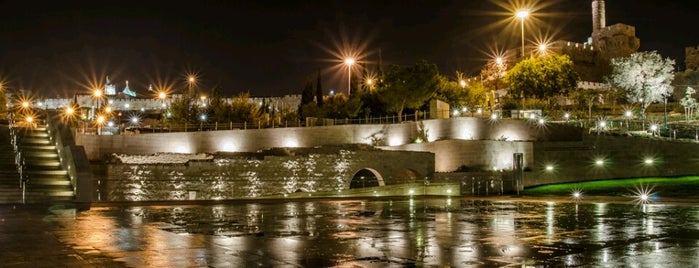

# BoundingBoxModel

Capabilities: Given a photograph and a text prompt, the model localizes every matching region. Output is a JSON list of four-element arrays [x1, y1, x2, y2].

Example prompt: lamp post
[[344, 58, 355, 96], [516, 10, 529, 58], [158, 91, 167, 109]]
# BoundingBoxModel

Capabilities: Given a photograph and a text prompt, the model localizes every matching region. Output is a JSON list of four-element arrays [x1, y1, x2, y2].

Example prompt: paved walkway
[[0, 204, 125, 267]]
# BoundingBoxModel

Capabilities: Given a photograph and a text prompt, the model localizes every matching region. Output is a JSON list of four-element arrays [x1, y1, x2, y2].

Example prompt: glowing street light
[[537, 43, 548, 56], [344, 57, 355, 96], [460, 79, 466, 88], [516, 10, 530, 57]]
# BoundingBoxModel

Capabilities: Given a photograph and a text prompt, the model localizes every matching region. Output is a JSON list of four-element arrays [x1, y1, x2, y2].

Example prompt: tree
[[481, 58, 507, 93], [608, 51, 675, 115], [322, 93, 362, 119], [300, 79, 314, 109], [230, 92, 261, 124], [673, 69, 699, 100], [378, 61, 441, 121], [315, 69, 324, 106], [680, 86, 697, 122], [166, 92, 196, 124], [208, 84, 230, 123], [504, 54, 579, 104], [435, 73, 488, 111]]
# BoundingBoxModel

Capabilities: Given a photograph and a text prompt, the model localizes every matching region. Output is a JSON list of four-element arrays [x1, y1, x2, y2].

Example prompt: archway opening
[[350, 168, 385, 189]]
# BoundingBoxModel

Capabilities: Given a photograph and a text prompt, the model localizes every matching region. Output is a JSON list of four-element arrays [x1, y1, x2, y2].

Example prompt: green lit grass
[[522, 176, 699, 198]]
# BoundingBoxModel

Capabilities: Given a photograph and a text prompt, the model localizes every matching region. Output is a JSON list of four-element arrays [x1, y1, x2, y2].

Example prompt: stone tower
[[592, 0, 606, 31], [590, 0, 639, 59]]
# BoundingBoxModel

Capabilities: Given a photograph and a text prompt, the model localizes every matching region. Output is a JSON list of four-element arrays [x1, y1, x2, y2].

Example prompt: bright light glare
[[516, 10, 529, 19], [545, 165, 553, 171], [344, 58, 355, 65], [595, 159, 604, 166]]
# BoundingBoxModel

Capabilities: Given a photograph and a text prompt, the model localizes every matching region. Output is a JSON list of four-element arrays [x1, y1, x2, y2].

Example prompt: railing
[[46, 114, 92, 204], [77, 111, 441, 135], [8, 116, 29, 204]]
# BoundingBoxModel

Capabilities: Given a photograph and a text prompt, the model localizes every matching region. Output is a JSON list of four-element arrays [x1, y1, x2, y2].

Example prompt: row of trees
[[295, 50, 692, 123]]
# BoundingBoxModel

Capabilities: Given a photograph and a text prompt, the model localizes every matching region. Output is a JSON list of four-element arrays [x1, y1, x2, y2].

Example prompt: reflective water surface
[[48, 199, 699, 267]]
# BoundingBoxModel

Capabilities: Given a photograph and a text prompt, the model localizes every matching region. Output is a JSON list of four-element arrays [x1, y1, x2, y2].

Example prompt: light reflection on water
[[53, 200, 699, 267]]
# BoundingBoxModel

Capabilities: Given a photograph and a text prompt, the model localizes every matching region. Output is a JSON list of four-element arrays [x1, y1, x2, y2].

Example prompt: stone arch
[[349, 168, 385, 189]]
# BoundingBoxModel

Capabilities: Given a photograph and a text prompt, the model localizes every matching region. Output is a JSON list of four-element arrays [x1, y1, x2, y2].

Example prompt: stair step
[[27, 178, 72, 186], [19, 145, 56, 151], [26, 170, 69, 176], [20, 138, 51, 145], [23, 152, 58, 158], [25, 160, 61, 167], [37, 190, 75, 197]]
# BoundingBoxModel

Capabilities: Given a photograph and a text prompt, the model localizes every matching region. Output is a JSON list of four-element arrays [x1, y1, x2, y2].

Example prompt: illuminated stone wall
[[101, 146, 434, 201], [76, 117, 582, 161], [523, 135, 699, 187], [384, 140, 533, 173]]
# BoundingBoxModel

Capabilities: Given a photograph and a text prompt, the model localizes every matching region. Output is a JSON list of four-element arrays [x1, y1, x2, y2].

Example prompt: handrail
[[8, 115, 28, 204]]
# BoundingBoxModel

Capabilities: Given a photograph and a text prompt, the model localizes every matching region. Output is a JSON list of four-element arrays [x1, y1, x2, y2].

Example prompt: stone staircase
[[0, 124, 22, 203], [0, 124, 74, 203]]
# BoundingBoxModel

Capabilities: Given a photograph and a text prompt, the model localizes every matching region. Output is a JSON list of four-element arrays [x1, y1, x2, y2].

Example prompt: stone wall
[[686, 46, 699, 70], [524, 134, 699, 186], [76, 118, 583, 161], [99, 146, 434, 201], [383, 140, 533, 173]]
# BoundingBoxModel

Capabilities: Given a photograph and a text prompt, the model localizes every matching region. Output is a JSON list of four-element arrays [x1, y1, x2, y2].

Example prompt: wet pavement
[[1, 198, 698, 267]]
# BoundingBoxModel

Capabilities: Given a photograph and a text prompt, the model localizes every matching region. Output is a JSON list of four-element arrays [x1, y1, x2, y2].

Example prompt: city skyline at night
[[0, 0, 697, 97]]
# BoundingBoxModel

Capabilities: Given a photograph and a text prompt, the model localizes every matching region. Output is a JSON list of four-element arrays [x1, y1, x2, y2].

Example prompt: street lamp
[[537, 43, 548, 56], [158, 91, 167, 109], [344, 58, 355, 96], [516, 10, 529, 58]]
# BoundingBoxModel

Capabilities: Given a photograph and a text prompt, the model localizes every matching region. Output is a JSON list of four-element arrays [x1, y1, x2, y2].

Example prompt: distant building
[[505, 0, 640, 82], [686, 46, 699, 71]]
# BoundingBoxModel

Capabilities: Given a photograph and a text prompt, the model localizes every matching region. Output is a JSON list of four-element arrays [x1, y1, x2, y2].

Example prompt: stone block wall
[[76, 118, 583, 161], [100, 148, 434, 201], [384, 139, 533, 173]]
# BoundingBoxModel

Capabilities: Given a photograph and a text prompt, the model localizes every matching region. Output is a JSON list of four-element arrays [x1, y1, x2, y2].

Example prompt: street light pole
[[516, 10, 529, 58], [345, 58, 355, 96]]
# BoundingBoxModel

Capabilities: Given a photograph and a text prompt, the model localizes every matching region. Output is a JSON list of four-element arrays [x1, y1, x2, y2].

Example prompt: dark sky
[[0, 0, 697, 97]]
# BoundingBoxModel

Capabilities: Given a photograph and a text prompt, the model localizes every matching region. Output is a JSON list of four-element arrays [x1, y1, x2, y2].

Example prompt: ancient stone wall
[[686, 46, 699, 70], [99, 147, 434, 201]]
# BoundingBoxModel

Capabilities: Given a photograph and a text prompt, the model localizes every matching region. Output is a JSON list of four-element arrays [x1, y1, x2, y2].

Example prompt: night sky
[[0, 0, 697, 97]]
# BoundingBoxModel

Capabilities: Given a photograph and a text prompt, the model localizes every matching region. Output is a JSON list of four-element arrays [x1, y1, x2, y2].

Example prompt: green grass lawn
[[522, 176, 699, 198]]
